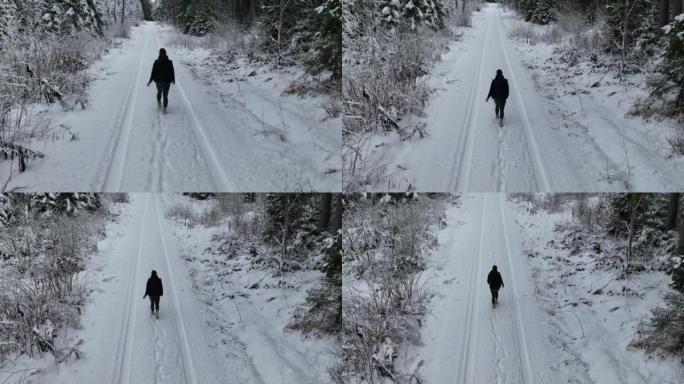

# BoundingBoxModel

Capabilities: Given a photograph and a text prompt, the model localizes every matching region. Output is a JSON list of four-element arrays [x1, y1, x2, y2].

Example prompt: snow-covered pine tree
[[179, 2, 213, 36], [530, 0, 556, 25], [662, 14, 684, 111], [0, 0, 18, 42], [30, 193, 101, 215], [379, 0, 402, 27], [606, 0, 652, 52], [380, 0, 446, 30], [39, 0, 105, 36], [308, 0, 342, 79], [519, 0, 537, 22]]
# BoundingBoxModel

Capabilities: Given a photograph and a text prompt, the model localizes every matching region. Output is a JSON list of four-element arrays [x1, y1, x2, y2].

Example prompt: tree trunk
[[667, 193, 680, 230], [660, 0, 670, 28], [331, 195, 343, 233], [319, 194, 332, 232], [674, 0, 683, 17], [679, 211, 684, 255], [140, 0, 152, 21], [121, 0, 126, 26]]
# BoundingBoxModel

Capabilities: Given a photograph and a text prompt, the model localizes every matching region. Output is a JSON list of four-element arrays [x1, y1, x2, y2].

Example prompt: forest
[[515, 193, 684, 360], [0, 193, 342, 382], [1, 0, 341, 183], [343, 0, 684, 190], [0, 193, 116, 364], [341, 194, 450, 383]]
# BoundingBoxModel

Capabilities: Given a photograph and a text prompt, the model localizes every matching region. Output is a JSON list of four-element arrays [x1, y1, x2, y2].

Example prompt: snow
[[1, 22, 341, 192], [0, 194, 336, 383], [406, 194, 684, 383], [360, 4, 684, 192]]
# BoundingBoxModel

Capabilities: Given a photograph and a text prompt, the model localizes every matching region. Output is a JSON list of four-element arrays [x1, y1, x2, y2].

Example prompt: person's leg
[[490, 287, 496, 305], [500, 99, 507, 119], [154, 296, 160, 312], [162, 83, 170, 108], [494, 102, 500, 118], [149, 296, 155, 313], [493, 288, 499, 304], [155, 83, 162, 105]]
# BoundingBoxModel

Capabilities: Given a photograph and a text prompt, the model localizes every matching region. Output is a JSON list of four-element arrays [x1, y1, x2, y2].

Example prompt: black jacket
[[149, 59, 175, 84], [487, 270, 504, 290], [145, 275, 164, 297], [487, 75, 509, 100]]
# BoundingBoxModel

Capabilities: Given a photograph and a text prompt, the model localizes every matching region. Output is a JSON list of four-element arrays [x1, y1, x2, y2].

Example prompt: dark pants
[[490, 287, 499, 305], [149, 295, 160, 313], [155, 83, 171, 108], [494, 99, 506, 119]]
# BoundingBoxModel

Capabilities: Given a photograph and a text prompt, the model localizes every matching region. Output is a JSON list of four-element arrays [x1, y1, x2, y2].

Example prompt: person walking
[[143, 270, 164, 318], [147, 48, 175, 113], [485, 69, 510, 127], [487, 265, 504, 307]]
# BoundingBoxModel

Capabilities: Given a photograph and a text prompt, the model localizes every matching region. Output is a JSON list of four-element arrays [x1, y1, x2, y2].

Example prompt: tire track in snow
[[111, 195, 149, 384], [458, 195, 487, 383], [449, 14, 493, 192], [153, 196, 199, 384], [498, 194, 535, 384], [100, 28, 151, 191], [494, 8, 552, 192], [149, 107, 164, 192], [151, 294, 165, 384], [490, 309, 506, 384], [152, 30, 233, 191]]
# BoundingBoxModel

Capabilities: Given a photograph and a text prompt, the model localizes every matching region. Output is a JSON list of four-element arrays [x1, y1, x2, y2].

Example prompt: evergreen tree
[[39, 0, 105, 36], [662, 14, 684, 111], [30, 193, 101, 215], [0, 0, 18, 42], [530, 0, 556, 25], [308, 0, 342, 79], [379, 0, 446, 30], [606, 0, 652, 52], [179, 2, 213, 36]]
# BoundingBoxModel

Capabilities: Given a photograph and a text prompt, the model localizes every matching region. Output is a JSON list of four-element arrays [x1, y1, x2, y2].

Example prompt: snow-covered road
[[414, 194, 563, 383], [4, 22, 339, 192], [26, 194, 329, 384], [412, 194, 682, 384], [392, 4, 683, 192], [38, 195, 233, 383]]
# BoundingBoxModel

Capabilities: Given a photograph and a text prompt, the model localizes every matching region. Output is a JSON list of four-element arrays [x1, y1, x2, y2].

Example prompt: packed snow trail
[[395, 4, 682, 192], [38, 195, 237, 384], [26, 194, 330, 384], [6, 22, 337, 192], [414, 194, 558, 384]]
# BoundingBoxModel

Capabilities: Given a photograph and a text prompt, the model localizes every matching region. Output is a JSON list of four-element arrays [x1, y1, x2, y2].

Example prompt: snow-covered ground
[[405, 194, 683, 383], [0, 194, 335, 384], [162, 194, 337, 384], [361, 4, 684, 192], [1, 22, 340, 192]]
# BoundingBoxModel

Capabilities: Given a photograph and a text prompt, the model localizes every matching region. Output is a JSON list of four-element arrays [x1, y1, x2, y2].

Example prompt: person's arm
[[147, 62, 157, 86], [486, 80, 494, 101], [171, 62, 175, 84], [504, 80, 510, 99], [160, 279, 163, 296], [143, 280, 148, 298]]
